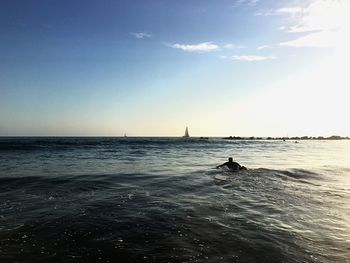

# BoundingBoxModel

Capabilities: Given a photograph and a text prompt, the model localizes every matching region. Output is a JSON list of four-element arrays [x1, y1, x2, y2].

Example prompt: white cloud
[[286, 1, 350, 33], [278, 0, 350, 48], [257, 45, 273, 50], [170, 42, 220, 52], [230, 55, 276, 61], [130, 32, 153, 39]]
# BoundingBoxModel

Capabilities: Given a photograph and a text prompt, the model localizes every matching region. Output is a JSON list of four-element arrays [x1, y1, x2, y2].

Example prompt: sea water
[[0, 137, 349, 262]]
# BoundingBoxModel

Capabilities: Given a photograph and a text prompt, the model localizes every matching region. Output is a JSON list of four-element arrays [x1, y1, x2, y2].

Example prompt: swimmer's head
[[228, 157, 233, 162]]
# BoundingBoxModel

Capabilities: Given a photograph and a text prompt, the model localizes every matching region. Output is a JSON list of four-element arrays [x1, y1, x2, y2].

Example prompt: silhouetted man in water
[[216, 157, 247, 171]]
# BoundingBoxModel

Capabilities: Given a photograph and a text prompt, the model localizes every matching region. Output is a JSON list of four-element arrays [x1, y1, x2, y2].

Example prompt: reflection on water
[[0, 138, 349, 262]]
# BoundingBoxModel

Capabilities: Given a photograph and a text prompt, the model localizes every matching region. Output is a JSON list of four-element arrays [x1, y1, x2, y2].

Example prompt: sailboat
[[183, 127, 190, 138]]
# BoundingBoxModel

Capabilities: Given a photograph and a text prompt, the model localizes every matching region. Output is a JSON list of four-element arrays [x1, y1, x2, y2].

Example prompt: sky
[[1, 0, 349, 137]]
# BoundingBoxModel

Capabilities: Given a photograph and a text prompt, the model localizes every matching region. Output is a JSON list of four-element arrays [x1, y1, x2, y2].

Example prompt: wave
[[1, 168, 349, 262], [0, 137, 219, 152], [209, 167, 329, 189], [210, 167, 320, 178]]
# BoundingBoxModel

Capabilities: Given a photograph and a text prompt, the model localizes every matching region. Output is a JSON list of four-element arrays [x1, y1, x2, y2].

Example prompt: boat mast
[[184, 126, 189, 137]]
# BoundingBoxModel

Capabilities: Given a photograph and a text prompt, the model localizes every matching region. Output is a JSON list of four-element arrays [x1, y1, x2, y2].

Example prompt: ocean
[[0, 137, 349, 262]]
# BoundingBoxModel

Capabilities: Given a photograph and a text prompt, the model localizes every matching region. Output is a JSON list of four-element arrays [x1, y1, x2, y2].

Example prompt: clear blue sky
[[1, 0, 349, 136]]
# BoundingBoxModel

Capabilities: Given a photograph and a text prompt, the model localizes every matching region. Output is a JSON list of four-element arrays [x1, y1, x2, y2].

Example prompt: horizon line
[[0, 135, 349, 138]]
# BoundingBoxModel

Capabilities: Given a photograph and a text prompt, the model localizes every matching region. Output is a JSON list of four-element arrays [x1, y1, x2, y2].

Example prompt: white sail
[[183, 127, 189, 137]]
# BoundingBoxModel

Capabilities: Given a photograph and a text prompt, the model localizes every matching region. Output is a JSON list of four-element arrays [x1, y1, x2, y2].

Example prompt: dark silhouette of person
[[216, 157, 247, 171]]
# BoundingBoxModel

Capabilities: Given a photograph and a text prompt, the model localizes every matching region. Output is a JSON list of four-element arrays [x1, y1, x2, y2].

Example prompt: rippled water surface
[[1, 137, 350, 262]]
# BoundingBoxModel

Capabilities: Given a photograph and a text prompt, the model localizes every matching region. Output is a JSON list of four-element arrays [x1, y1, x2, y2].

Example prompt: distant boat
[[183, 127, 190, 138], [124, 133, 127, 138]]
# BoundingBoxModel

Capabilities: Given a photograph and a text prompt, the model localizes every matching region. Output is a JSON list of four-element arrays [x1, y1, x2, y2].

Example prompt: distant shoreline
[[222, 135, 350, 140]]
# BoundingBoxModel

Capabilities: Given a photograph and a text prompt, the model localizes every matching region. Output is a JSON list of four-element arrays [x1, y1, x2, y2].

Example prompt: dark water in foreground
[[0, 137, 350, 263]]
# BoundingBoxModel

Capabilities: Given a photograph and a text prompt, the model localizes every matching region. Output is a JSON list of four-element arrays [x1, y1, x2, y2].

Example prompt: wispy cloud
[[254, 8, 278, 16], [255, 6, 303, 17], [257, 45, 273, 50], [234, 0, 260, 7], [276, 7, 303, 16], [224, 43, 234, 49], [130, 32, 153, 39], [223, 43, 245, 49], [230, 55, 276, 61], [169, 42, 220, 52]]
